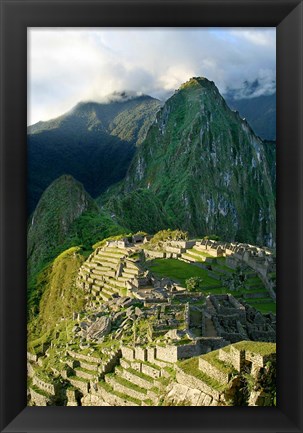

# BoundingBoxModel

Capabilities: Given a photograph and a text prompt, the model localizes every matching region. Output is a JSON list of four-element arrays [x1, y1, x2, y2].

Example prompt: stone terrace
[[77, 246, 150, 309]]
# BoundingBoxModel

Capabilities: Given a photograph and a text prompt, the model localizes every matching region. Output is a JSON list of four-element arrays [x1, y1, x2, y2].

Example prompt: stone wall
[[121, 346, 135, 361], [27, 352, 38, 362], [29, 387, 50, 406], [144, 250, 165, 259], [69, 377, 89, 394], [146, 347, 156, 363], [229, 345, 246, 371], [198, 358, 230, 384], [135, 347, 147, 362], [245, 350, 276, 368], [27, 362, 35, 378], [177, 342, 201, 359], [175, 367, 221, 401], [170, 240, 197, 249], [198, 337, 228, 353], [121, 369, 154, 390], [156, 345, 178, 363], [67, 350, 101, 364], [165, 246, 184, 254], [141, 363, 161, 378], [92, 383, 139, 406], [33, 376, 57, 395]]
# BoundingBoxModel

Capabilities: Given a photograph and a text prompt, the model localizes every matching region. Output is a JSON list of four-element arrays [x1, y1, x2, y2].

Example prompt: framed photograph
[[0, 0, 302, 432]]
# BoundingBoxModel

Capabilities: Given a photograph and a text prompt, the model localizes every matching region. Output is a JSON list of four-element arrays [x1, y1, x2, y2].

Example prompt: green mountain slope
[[27, 175, 126, 278], [28, 93, 161, 214], [28, 246, 86, 335], [104, 77, 276, 247]]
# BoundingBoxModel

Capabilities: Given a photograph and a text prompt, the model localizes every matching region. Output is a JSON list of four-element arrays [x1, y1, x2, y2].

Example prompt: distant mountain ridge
[[224, 80, 276, 141], [27, 93, 161, 214]]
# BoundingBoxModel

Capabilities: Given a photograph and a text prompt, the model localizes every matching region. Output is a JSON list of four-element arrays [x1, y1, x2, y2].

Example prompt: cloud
[[28, 27, 276, 125]]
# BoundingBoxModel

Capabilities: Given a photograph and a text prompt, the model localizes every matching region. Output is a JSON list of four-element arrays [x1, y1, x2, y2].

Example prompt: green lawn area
[[146, 258, 277, 314], [146, 258, 218, 287], [233, 341, 276, 356], [246, 301, 276, 314]]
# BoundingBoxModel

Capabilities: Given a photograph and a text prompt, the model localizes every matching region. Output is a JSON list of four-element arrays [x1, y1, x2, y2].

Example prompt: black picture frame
[[0, 0, 302, 432]]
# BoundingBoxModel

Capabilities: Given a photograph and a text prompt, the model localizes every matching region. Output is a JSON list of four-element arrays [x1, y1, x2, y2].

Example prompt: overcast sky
[[28, 27, 276, 125]]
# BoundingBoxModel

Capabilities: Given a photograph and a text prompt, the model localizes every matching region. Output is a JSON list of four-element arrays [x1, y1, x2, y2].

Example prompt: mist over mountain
[[27, 93, 161, 214], [104, 77, 276, 247], [224, 80, 276, 141]]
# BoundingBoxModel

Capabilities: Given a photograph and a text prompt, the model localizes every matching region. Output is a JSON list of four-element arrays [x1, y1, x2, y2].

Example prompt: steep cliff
[[105, 77, 276, 247]]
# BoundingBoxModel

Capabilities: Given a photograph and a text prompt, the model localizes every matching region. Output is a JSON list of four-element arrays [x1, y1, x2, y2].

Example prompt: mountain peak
[[180, 76, 216, 91], [27, 175, 97, 275], [110, 77, 275, 247]]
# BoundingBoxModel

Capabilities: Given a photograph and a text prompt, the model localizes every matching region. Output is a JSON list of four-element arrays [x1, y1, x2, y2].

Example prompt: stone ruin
[[27, 239, 276, 407]]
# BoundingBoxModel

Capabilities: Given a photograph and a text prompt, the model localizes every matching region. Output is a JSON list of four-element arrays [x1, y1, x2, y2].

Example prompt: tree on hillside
[[186, 276, 203, 292]]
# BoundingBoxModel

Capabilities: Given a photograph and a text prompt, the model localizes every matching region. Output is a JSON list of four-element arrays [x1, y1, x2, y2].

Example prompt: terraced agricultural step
[[176, 358, 225, 401], [105, 374, 148, 400], [103, 247, 125, 252], [198, 352, 232, 384], [81, 264, 95, 273], [110, 280, 128, 290], [79, 360, 99, 371], [117, 276, 130, 283], [122, 268, 139, 277], [67, 350, 101, 364], [87, 277, 95, 284], [93, 256, 120, 267], [99, 292, 112, 302], [120, 358, 131, 369], [74, 367, 99, 381], [116, 366, 154, 390], [96, 381, 140, 406], [29, 385, 54, 406], [91, 287, 101, 296], [120, 358, 162, 380], [125, 261, 140, 270], [97, 252, 125, 261], [102, 286, 116, 297], [184, 250, 205, 261], [102, 282, 120, 294], [91, 284, 103, 293], [68, 376, 90, 394], [181, 253, 198, 263], [152, 358, 174, 369], [91, 267, 111, 276]]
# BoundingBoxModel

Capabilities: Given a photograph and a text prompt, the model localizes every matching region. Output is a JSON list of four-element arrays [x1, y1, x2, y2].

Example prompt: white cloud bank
[[28, 27, 276, 125]]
